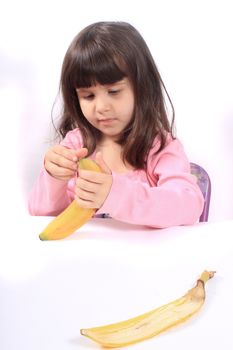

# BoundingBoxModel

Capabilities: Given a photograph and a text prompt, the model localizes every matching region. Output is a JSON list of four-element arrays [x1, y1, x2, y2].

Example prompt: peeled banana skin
[[39, 158, 102, 241], [80, 270, 215, 348]]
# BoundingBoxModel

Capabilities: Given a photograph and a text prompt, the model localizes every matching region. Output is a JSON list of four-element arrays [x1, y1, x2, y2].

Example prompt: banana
[[80, 270, 215, 348], [39, 158, 102, 241]]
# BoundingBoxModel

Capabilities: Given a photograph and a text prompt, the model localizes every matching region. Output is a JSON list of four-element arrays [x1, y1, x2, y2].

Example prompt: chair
[[190, 162, 211, 222]]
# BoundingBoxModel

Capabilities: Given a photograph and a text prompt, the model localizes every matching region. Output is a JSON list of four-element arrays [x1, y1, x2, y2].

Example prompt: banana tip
[[209, 270, 216, 278], [80, 329, 86, 336], [39, 233, 47, 241]]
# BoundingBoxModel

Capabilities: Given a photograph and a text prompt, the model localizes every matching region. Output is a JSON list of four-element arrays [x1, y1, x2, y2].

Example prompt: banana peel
[[80, 270, 215, 348], [39, 158, 102, 241]]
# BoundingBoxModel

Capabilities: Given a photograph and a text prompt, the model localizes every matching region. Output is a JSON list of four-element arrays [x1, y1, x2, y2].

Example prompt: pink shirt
[[28, 128, 204, 228]]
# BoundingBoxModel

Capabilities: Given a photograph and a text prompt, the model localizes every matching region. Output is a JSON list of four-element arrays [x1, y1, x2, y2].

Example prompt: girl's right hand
[[44, 145, 88, 181]]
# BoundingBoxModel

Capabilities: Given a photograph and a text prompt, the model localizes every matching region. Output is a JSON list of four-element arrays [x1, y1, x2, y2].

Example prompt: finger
[[50, 154, 78, 171], [52, 145, 77, 161], [76, 147, 88, 159], [76, 187, 95, 202], [46, 162, 76, 178], [78, 170, 107, 184], [76, 177, 96, 193], [75, 197, 97, 209], [95, 152, 112, 174], [54, 145, 87, 162]]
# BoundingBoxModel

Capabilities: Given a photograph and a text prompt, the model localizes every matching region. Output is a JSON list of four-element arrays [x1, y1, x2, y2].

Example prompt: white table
[[0, 216, 233, 349]]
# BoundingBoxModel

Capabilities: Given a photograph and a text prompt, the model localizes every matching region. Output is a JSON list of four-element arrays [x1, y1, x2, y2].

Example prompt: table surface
[[1, 216, 233, 350]]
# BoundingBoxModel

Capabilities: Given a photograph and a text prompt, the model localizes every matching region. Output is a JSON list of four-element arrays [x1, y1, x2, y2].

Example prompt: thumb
[[95, 152, 111, 174], [76, 147, 88, 159]]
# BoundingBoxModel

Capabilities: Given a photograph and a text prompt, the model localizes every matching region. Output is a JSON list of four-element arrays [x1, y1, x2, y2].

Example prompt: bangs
[[71, 49, 127, 88]]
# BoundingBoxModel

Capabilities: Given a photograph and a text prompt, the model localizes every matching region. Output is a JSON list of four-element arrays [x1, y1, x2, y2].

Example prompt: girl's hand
[[75, 152, 113, 209], [44, 145, 88, 181]]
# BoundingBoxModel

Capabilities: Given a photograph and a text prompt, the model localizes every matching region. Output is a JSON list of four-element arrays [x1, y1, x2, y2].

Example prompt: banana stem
[[198, 270, 216, 284]]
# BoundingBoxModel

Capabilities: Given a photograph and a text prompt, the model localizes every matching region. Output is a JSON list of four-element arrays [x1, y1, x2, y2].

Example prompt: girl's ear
[[95, 152, 111, 174]]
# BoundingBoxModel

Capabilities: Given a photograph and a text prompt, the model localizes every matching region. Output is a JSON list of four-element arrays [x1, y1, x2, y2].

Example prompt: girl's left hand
[[75, 152, 113, 209]]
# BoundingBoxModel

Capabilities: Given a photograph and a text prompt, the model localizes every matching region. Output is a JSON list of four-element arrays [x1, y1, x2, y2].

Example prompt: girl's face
[[76, 78, 134, 141]]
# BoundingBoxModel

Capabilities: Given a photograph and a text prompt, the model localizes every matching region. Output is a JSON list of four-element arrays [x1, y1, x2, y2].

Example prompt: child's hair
[[57, 21, 175, 169]]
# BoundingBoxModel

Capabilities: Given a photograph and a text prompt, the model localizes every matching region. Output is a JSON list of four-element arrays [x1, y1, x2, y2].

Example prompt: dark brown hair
[[57, 21, 175, 169]]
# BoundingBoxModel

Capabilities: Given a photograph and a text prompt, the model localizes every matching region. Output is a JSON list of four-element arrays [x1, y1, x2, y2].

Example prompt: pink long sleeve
[[97, 138, 204, 227], [28, 169, 73, 216]]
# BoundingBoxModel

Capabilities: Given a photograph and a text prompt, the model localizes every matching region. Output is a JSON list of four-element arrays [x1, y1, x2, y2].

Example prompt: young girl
[[28, 21, 204, 228]]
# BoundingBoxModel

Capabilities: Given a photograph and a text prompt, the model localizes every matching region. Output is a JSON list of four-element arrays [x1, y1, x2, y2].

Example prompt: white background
[[0, 0, 233, 221], [1, 217, 233, 349]]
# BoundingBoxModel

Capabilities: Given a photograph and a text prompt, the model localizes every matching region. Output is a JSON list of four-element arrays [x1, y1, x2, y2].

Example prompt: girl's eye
[[109, 90, 120, 95], [83, 94, 94, 100]]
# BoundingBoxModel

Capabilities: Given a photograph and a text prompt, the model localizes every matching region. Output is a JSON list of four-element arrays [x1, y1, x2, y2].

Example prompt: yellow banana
[[80, 270, 215, 348], [39, 158, 102, 241]]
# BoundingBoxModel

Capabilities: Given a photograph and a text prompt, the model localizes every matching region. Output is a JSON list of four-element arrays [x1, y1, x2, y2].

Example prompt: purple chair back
[[190, 162, 211, 222]]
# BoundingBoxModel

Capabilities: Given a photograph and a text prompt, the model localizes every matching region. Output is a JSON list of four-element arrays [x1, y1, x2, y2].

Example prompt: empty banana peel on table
[[39, 158, 102, 241], [81, 270, 215, 348]]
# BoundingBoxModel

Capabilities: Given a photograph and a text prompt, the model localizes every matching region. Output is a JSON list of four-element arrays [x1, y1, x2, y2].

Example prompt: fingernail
[[73, 156, 78, 162]]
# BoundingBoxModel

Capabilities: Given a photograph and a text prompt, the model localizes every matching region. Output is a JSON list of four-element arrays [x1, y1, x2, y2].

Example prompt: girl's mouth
[[98, 118, 116, 126]]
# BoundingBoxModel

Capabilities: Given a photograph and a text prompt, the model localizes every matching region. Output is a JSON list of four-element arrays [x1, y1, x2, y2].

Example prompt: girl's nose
[[95, 96, 110, 113]]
